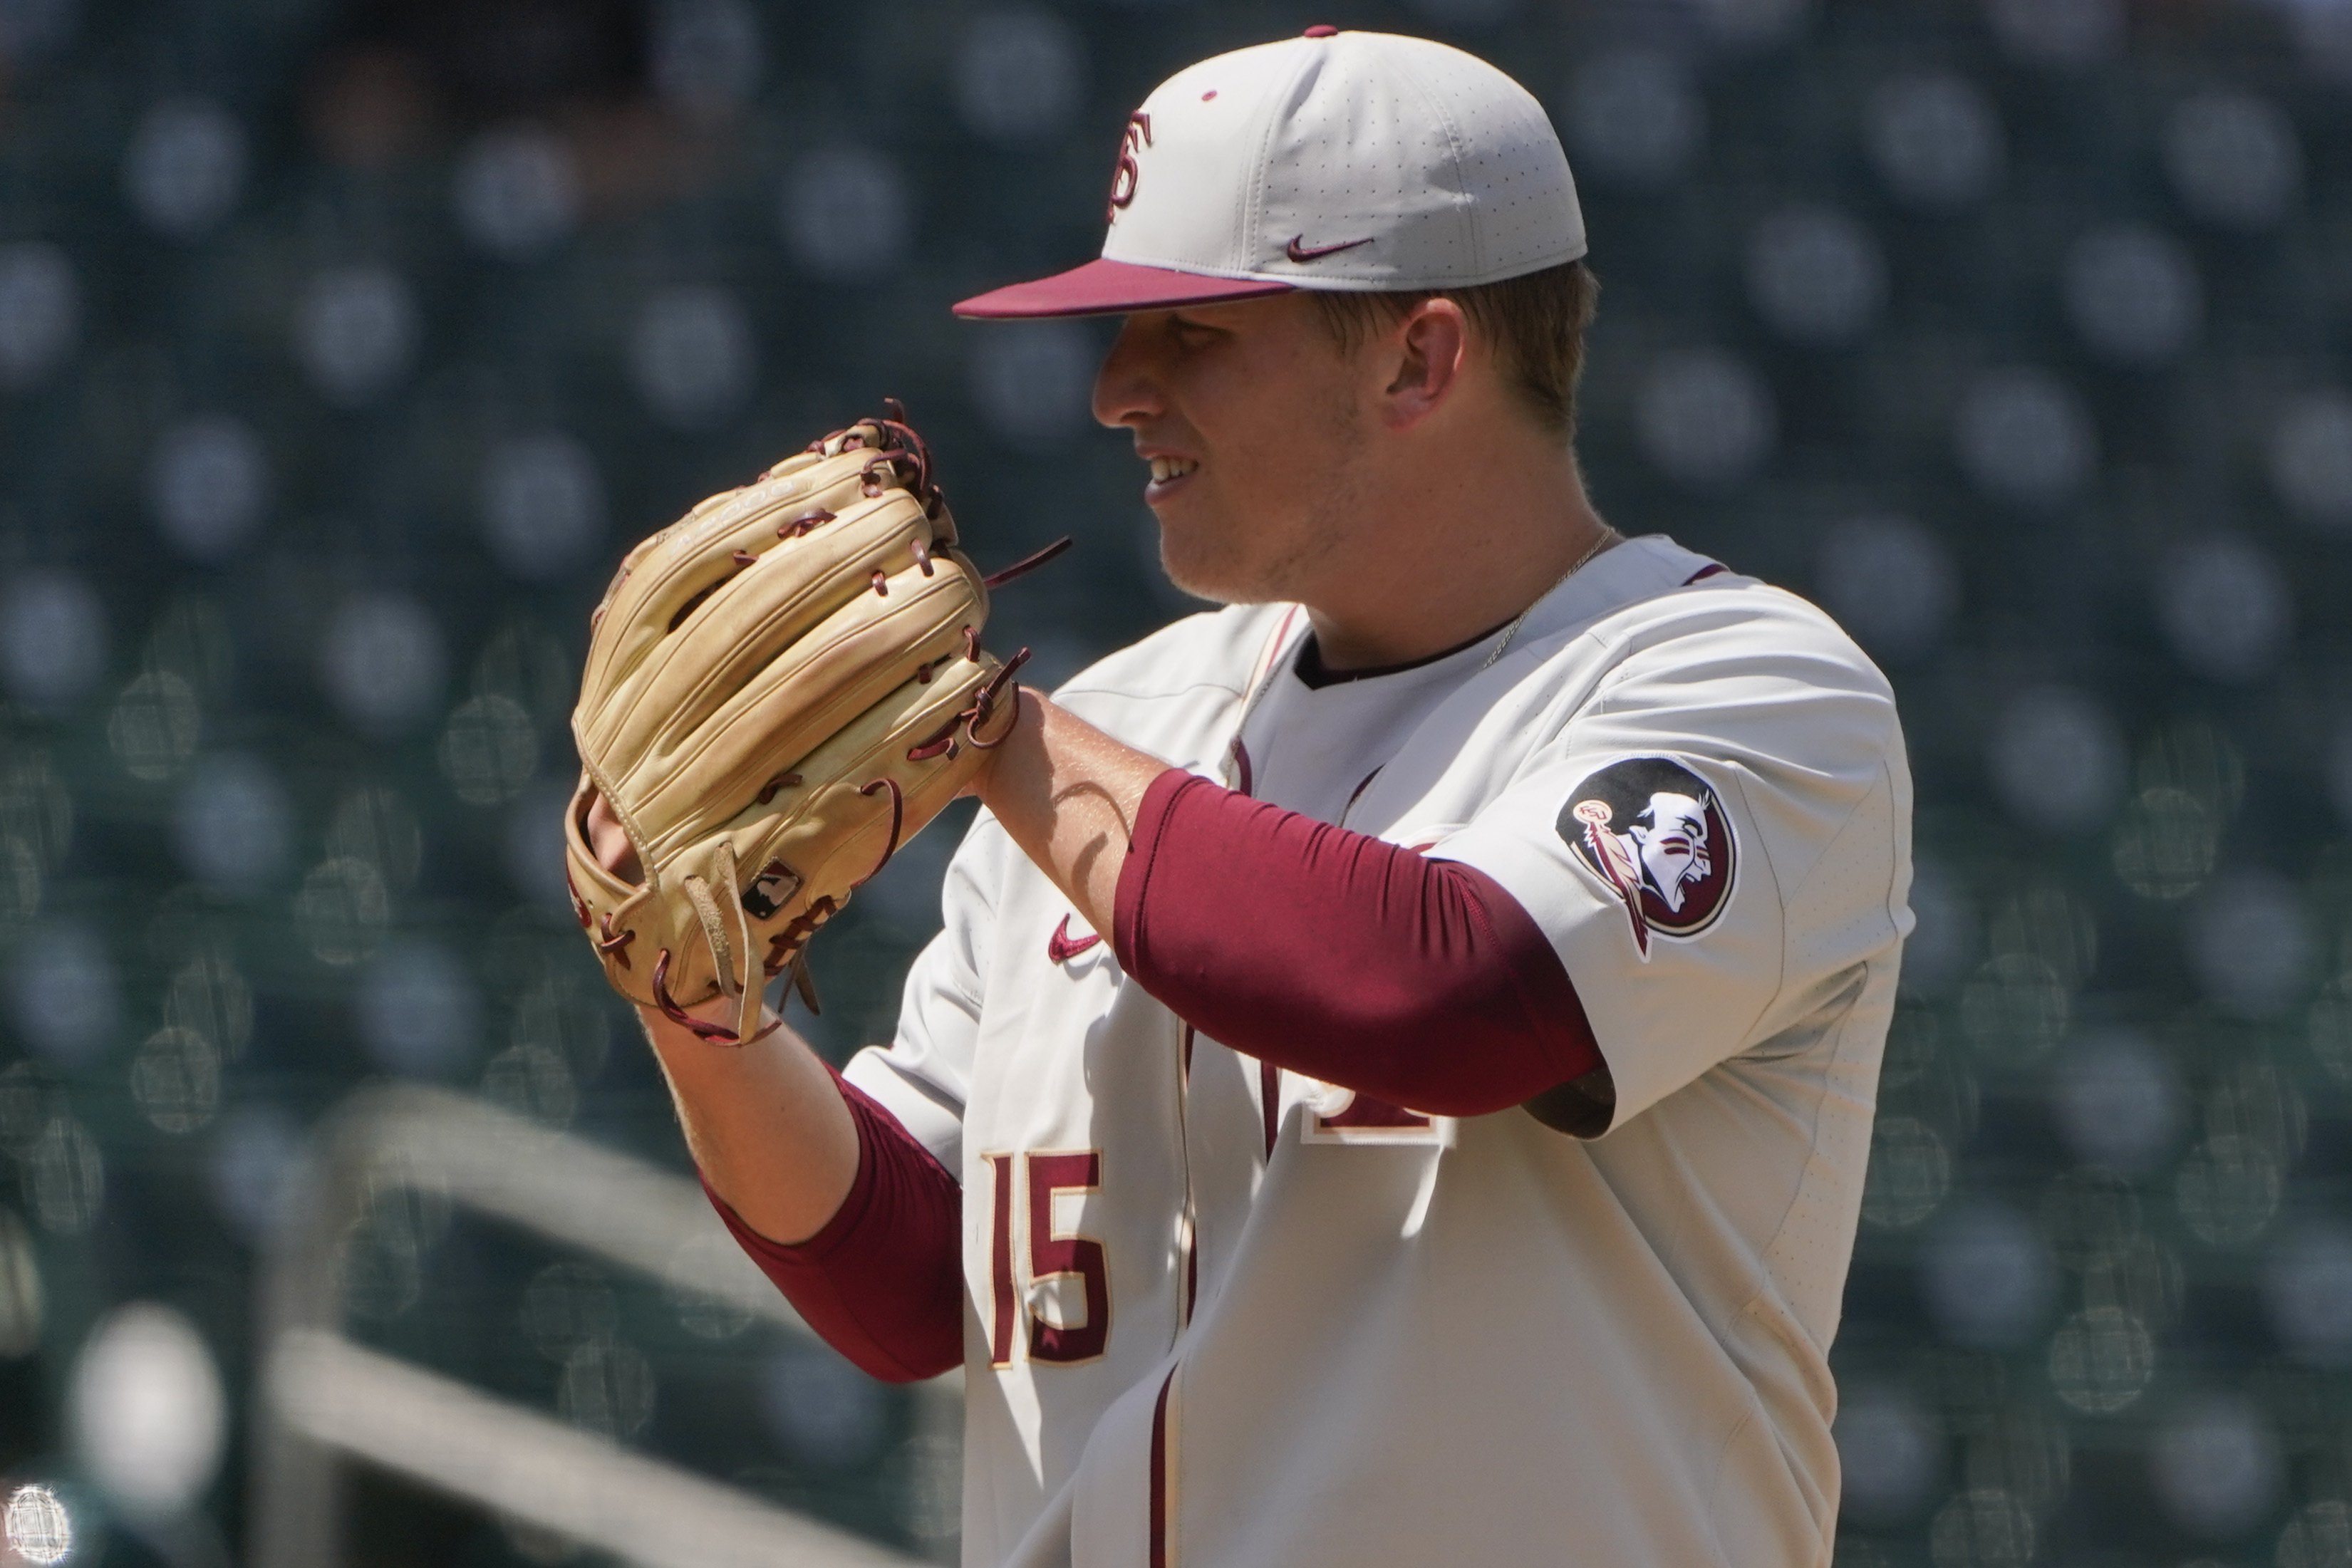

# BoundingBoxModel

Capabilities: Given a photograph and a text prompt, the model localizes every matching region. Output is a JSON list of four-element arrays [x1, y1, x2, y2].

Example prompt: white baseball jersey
[[845, 534, 1912, 1567]]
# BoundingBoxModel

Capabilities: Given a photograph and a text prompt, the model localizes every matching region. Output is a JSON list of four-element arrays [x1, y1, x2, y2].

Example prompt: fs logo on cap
[[1556, 757, 1735, 960], [1106, 113, 1152, 222]]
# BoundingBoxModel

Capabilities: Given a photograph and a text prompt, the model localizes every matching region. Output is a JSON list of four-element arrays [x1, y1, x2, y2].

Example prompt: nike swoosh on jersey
[[1047, 915, 1103, 964], [1284, 234, 1373, 263]]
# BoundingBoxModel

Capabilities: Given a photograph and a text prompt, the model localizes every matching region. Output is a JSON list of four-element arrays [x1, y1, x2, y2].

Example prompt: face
[[1091, 293, 1375, 605], [1627, 792, 1710, 910]]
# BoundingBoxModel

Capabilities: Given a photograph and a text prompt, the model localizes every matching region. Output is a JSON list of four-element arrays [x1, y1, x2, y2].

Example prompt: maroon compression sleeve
[[704, 1069, 963, 1382], [1112, 769, 1602, 1117]]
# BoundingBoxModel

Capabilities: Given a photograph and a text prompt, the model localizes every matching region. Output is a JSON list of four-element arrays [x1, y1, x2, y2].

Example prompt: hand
[[584, 791, 643, 883]]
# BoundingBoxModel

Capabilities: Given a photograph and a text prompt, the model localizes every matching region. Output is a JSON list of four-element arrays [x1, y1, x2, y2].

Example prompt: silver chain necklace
[[1480, 525, 1620, 670]]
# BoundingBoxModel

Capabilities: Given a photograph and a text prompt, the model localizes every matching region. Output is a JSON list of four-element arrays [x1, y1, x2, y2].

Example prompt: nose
[[1091, 315, 1166, 430]]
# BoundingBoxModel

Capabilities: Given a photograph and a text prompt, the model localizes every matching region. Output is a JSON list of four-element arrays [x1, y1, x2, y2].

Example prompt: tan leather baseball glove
[[563, 409, 1033, 1045]]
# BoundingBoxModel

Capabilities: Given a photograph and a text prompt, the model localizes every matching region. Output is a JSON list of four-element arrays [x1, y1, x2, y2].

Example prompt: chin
[[1155, 534, 1267, 608], [1151, 500, 1321, 608]]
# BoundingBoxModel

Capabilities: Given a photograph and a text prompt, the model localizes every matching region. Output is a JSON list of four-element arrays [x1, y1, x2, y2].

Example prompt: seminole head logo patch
[[1556, 757, 1736, 959]]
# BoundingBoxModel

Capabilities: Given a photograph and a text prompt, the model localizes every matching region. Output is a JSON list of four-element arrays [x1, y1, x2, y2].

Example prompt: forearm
[[706, 1069, 964, 1381], [644, 984, 960, 1381], [970, 689, 1169, 937], [591, 781, 858, 1244], [971, 693, 1602, 1118], [639, 997, 859, 1246]]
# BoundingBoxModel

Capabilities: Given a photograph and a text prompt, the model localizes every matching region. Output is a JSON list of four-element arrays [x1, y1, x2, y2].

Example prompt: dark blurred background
[[1, 0, 2350, 1562]]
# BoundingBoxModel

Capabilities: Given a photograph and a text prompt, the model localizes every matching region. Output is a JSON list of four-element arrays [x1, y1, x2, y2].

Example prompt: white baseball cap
[[953, 27, 1585, 318]]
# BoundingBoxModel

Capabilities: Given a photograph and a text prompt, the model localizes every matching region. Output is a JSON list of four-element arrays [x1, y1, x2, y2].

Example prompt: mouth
[[1146, 455, 1198, 497]]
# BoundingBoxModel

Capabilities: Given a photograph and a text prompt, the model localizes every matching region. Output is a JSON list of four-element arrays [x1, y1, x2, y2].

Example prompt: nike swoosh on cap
[[1284, 234, 1373, 263]]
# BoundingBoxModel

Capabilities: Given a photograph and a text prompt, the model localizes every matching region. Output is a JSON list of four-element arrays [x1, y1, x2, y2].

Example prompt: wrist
[[966, 685, 1041, 805], [638, 992, 780, 1052]]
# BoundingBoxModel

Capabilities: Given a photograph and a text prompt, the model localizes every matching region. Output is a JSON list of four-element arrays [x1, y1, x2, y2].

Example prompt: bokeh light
[[2062, 225, 2202, 368], [0, 569, 107, 715], [295, 264, 420, 407], [26, 1115, 105, 1235], [1985, 0, 2123, 67], [130, 1026, 220, 1134], [967, 321, 1098, 450], [523, 1262, 618, 1361], [628, 285, 755, 430], [1834, 1384, 1941, 1526], [2050, 1030, 2181, 1175], [1927, 1487, 2034, 1568], [2155, 534, 2290, 684], [147, 414, 269, 561], [0, 242, 78, 390], [2186, 871, 2311, 1019], [1812, 515, 1957, 664], [1863, 71, 2003, 209], [318, 593, 447, 737], [1920, 1200, 2054, 1349], [2264, 1223, 2352, 1364], [651, 0, 763, 122], [438, 694, 539, 806], [955, 10, 1085, 146], [781, 150, 914, 281], [206, 1104, 301, 1247], [482, 1041, 577, 1129], [172, 750, 291, 893], [1563, 49, 1704, 189], [1635, 348, 1776, 490], [3, 1485, 72, 1566], [70, 1302, 227, 1520], [2277, 1500, 2352, 1568], [2048, 1305, 2155, 1415], [1744, 206, 1885, 347], [2268, 389, 2352, 529], [665, 1235, 756, 1341], [296, 857, 390, 967], [1953, 368, 2095, 510], [1987, 685, 2123, 835], [0, 1208, 42, 1358], [481, 433, 607, 581], [2164, 88, 2302, 231], [453, 126, 581, 263], [559, 1338, 657, 1440], [2149, 1394, 2281, 1540], [7, 920, 118, 1069], [358, 938, 482, 1079], [1697, 0, 1815, 49], [762, 1345, 889, 1469], [123, 97, 246, 239]]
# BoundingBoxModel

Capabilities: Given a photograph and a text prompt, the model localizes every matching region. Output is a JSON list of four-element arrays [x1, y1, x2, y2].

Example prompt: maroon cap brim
[[953, 258, 1293, 319]]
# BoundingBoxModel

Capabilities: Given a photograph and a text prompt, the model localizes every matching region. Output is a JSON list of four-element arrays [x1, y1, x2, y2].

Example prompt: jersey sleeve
[[1430, 609, 1907, 1127], [839, 812, 1013, 1175]]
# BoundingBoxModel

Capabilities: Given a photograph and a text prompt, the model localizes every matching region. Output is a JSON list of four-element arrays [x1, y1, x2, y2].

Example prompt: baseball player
[[579, 28, 1911, 1568]]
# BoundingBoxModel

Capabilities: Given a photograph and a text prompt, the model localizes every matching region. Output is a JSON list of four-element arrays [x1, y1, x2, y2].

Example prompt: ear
[[1376, 298, 1471, 432]]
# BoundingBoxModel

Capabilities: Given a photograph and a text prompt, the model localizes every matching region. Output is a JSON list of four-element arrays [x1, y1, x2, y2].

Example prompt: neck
[[1304, 439, 1614, 673]]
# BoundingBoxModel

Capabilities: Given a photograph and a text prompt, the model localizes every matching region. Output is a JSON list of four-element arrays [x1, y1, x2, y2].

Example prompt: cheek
[[1216, 405, 1357, 529]]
